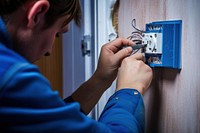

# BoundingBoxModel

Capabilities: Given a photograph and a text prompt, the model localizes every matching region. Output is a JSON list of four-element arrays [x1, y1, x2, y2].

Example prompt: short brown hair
[[0, 0, 81, 27]]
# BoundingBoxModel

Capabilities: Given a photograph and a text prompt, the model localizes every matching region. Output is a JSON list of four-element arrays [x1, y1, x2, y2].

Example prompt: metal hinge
[[81, 35, 91, 56]]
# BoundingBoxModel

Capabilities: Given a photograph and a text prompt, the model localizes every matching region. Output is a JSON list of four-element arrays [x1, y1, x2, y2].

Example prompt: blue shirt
[[0, 17, 145, 133]]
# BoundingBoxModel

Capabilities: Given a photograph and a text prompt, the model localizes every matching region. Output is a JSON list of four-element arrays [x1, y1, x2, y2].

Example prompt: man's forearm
[[70, 73, 111, 114]]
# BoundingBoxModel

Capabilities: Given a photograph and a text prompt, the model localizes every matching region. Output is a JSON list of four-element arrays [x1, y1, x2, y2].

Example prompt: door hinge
[[81, 35, 91, 56]]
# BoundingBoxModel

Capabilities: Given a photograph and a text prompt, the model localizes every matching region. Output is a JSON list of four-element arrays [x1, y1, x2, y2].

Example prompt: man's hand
[[116, 53, 153, 95], [94, 38, 134, 89], [70, 38, 135, 114]]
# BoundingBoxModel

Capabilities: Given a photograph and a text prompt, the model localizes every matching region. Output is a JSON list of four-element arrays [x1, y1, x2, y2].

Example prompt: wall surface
[[118, 0, 200, 133]]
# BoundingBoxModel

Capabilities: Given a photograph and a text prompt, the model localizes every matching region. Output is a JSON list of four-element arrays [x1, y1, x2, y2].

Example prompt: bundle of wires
[[127, 19, 146, 55]]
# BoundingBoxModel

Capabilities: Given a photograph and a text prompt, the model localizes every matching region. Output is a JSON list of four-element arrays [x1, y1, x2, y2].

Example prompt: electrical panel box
[[142, 20, 182, 69]]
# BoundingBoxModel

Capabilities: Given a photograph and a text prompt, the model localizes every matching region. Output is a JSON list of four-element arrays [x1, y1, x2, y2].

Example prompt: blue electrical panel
[[143, 20, 182, 69]]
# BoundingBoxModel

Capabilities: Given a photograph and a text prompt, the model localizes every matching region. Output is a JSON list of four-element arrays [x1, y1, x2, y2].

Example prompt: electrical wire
[[131, 19, 145, 33], [124, 19, 147, 55]]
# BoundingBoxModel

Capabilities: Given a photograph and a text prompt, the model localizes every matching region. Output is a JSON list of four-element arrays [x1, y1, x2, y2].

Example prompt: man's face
[[4, 1, 73, 63], [28, 15, 70, 62]]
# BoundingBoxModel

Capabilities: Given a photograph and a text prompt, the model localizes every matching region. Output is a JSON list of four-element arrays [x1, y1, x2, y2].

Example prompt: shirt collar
[[0, 17, 13, 49]]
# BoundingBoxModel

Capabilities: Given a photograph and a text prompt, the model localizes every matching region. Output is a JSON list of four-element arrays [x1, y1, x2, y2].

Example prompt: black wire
[[131, 19, 145, 33], [127, 19, 146, 55]]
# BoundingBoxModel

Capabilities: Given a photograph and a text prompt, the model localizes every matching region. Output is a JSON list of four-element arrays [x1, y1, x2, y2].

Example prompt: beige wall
[[118, 0, 200, 132]]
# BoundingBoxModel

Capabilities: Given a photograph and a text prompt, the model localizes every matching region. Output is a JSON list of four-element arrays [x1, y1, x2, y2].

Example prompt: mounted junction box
[[143, 20, 182, 69]]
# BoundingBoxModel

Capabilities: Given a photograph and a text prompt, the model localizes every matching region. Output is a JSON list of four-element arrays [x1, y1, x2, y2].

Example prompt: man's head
[[0, 0, 81, 62]]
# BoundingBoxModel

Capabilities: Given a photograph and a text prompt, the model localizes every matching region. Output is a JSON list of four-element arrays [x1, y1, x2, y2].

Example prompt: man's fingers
[[109, 38, 134, 46], [112, 47, 133, 63], [107, 38, 135, 53], [130, 53, 146, 62]]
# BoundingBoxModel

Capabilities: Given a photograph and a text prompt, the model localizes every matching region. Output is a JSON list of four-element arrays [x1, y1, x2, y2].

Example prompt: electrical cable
[[131, 19, 145, 33], [124, 19, 147, 55]]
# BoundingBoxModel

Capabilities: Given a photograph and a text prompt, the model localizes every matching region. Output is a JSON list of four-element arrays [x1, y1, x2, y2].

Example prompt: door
[[62, 0, 94, 99], [89, 0, 120, 118], [62, 0, 118, 118]]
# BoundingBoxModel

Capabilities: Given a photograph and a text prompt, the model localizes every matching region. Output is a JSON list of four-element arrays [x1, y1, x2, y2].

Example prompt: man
[[0, 0, 153, 132]]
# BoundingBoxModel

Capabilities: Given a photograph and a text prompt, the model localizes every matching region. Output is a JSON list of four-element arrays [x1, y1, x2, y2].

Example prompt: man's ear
[[27, 0, 50, 28]]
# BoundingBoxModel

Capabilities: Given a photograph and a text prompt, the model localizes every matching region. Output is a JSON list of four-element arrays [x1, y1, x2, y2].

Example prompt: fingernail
[[126, 47, 133, 53]]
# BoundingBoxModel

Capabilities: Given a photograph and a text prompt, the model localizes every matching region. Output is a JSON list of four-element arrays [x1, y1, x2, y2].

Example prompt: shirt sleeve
[[99, 89, 145, 133], [0, 63, 145, 133]]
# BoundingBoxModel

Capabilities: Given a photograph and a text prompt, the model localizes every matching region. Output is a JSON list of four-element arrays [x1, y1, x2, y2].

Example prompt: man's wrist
[[92, 71, 113, 90], [116, 86, 145, 95]]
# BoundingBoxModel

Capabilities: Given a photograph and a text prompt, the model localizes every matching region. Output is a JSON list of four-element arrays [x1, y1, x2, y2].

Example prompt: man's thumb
[[113, 47, 133, 63]]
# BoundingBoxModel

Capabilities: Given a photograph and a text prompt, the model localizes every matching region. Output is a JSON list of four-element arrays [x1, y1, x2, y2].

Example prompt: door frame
[[62, 0, 117, 119]]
